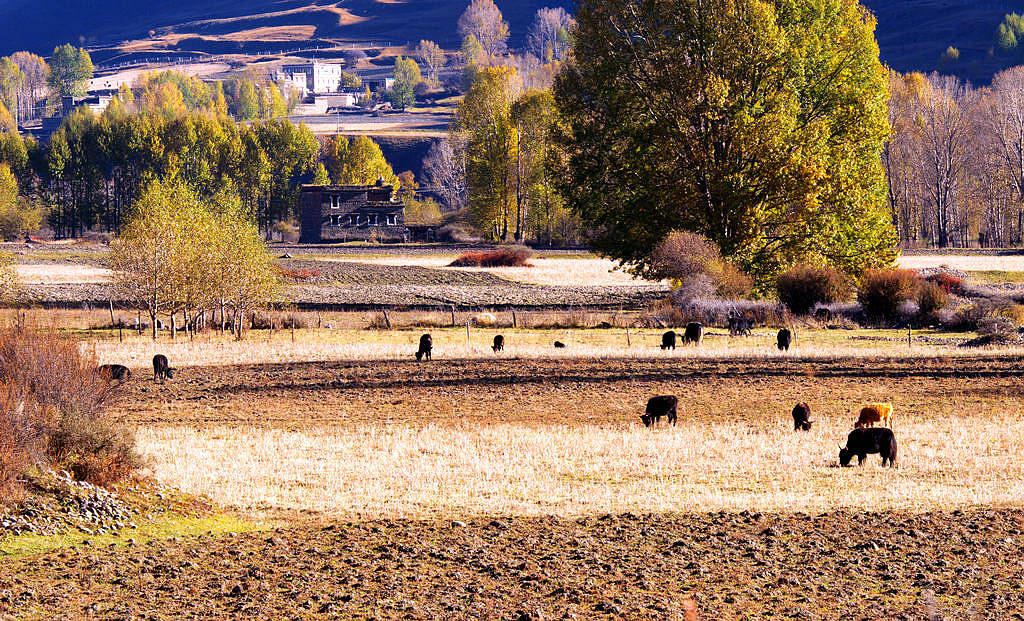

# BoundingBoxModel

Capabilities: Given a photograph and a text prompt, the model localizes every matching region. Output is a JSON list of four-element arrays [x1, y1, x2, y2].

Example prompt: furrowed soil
[[6, 510, 1024, 619], [111, 355, 1023, 428], [7, 355, 1024, 618]]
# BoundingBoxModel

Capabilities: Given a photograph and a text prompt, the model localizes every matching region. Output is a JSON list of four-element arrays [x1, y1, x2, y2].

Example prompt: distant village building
[[299, 180, 408, 243], [278, 61, 343, 96]]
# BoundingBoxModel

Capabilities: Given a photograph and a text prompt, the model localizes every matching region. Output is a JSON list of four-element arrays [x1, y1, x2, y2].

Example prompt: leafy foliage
[[47, 44, 92, 98], [448, 246, 533, 267], [390, 56, 421, 110], [555, 0, 898, 290]]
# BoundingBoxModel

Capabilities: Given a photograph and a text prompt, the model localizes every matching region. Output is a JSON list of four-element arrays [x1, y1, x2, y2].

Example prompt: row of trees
[[884, 67, 1024, 248], [0, 45, 92, 124], [0, 82, 406, 236]]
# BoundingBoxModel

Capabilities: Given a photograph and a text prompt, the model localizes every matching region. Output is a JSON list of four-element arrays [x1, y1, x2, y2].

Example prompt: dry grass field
[[9, 246, 1024, 617]]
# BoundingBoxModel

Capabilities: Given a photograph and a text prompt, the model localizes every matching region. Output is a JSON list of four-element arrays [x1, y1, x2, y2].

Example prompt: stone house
[[299, 180, 408, 243]]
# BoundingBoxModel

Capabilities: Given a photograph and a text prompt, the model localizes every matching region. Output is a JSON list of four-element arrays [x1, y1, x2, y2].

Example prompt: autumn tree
[[455, 66, 521, 240], [555, 0, 897, 287], [422, 139, 468, 210], [10, 52, 48, 121], [0, 163, 40, 240], [110, 181, 196, 340], [321, 135, 399, 187], [527, 7, 575, 63], [0, 59, 24, 121], [457, 0, 510, 57], [47, 44, 93, 98], [390, 56, 421, 110], [416, 41, 445, 86]]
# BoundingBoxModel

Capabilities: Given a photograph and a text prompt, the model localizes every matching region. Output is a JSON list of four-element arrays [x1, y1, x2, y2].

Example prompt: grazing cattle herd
[[100, 326, 897, 467]]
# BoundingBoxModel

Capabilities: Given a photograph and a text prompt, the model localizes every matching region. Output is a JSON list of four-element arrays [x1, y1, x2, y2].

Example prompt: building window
[[349, 214, 358, 226], [371, 214, 379, 226], [386, 214, 397, 226]]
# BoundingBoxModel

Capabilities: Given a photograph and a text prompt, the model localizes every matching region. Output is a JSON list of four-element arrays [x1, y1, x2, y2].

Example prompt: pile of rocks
[[0, 471, 135, 538]]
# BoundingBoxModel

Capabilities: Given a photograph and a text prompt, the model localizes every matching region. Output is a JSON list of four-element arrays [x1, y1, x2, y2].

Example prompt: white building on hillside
[[278, 62, 343, 96]]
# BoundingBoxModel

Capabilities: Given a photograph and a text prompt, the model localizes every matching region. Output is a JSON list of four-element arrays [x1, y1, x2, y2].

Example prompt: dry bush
[[917, 281, 949, 317], [449, 246, 533, 267], [650, 231, 752, 298], [649, 231, 720, 283], [776, 264, 853, 315], [0, 328, 139, 493], [858, 269, 922, 323], [0, 384, 50, 503]]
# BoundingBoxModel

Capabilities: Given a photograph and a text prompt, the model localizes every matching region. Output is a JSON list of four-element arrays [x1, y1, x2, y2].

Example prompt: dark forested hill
[[3, 1, 1024, 80]]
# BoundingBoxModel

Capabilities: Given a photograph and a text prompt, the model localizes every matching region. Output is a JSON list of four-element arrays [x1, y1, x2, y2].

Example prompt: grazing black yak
[[792, 402, 813, 431], [153, 355, 174, 382], [99, 364, 131, 383], [661, 331, 677, 350], [641, 395, 678, 427], [777, 328, 792, 351], [554, 341, 566, 348], [492, 335, 504, 353], [840, 428, 897, 467], [683, 322, 703, 345], [416, 334, 433, 361]]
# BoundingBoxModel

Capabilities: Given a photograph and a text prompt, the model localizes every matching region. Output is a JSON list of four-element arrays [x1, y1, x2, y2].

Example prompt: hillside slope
[[0, 0, 569, 58], [3, 1, 1024, 80]]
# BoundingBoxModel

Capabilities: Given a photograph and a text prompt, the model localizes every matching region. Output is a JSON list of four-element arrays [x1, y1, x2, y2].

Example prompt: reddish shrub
[[925, 272, 965, 296], [276, 267, 323, 282], [448, 246, 533, 267], [0, 328, 139, 498]]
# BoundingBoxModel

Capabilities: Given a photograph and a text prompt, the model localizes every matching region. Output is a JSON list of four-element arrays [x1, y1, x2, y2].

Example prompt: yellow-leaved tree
[[111, 180, 279, 340]]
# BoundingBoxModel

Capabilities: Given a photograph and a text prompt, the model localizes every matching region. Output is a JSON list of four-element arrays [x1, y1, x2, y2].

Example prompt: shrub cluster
[[857, 268, 925, 322], [650, 231, 753, 299], [775, 263, 853, 315], [449, 246, 533, 267], [0, 328, 139, 502]]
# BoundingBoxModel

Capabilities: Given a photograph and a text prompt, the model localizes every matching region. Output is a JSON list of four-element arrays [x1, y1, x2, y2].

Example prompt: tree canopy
[[554, 0, 898, 287], [47, 44, 93, 98]]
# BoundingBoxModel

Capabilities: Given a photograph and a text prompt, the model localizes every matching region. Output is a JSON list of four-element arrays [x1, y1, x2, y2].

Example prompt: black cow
[[554, 341, 566, 348], [416, 334, 433, 361], [728, 315, 752, 337], [683, 322, 703, 346], [641, 395, 678, 427], [153, 355, 174, 382], [99, 364, 131, 383], [492, 335, 504, 353], [814, 308, 832, 322], [777, 328, 792, 351], [661, 331, 677, 350], [839, 428, 898, 467], [792, 402, 812, 431]]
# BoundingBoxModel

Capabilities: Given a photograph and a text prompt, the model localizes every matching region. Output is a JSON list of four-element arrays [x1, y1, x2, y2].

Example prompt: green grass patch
[[0, 513, 268, 558], [967, 270, 1024, 284]]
